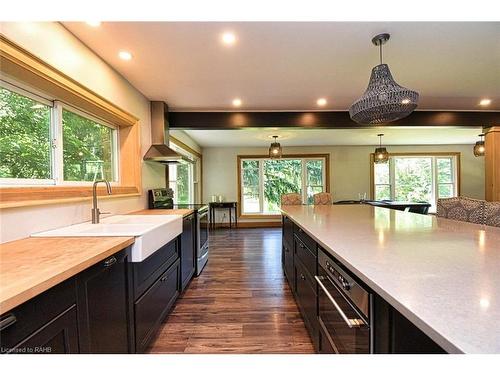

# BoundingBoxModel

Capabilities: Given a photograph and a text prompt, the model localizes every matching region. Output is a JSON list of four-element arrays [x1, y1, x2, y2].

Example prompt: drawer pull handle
[[161, 276, 168, 282], [300, 274, 306, 280], [103, 257, 117, 267], [0, 313, 17, 331], [298, 242, 305, 249], [284, 247, 289, 253]]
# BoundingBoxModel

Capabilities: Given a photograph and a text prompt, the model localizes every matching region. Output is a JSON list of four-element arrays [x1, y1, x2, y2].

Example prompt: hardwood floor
[[148, 227, 315, 354]]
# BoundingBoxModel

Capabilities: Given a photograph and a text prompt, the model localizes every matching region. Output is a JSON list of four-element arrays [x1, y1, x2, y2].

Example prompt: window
[[239, 155, 328, 215], [168, 162, 194, 204], [0, 80, 118, 185], [372, 154, 459, 212]]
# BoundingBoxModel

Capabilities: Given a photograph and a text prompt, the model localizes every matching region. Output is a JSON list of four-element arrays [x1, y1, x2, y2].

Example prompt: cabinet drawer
[[133, 238, 179, 298], [294, 226, 317, 257], [0, 278, 76, 351], [295, 258, 318, 349], [294, 236, 317, 279], [134, 259, 180, 353]]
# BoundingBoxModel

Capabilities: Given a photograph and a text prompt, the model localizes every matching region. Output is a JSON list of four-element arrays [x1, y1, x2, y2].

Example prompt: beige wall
[[203, 144, 485, 222], [0, 22, 168, 242]]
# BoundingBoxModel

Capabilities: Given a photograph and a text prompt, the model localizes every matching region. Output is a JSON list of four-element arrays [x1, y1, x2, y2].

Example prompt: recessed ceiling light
[[316, 98, 327, 107], [232, 98, 242, 107], [479, 98, 492, 106], [118, 51, 132, 61], [86, 21, 101, 27], [221, 32, 237, 46]]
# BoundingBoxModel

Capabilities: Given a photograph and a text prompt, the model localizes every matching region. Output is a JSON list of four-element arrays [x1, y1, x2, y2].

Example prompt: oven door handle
[[315, 275, 365, 329]]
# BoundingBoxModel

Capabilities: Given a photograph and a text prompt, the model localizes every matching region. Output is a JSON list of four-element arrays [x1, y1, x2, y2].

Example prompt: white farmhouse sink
[[31, 215, 183, 262]]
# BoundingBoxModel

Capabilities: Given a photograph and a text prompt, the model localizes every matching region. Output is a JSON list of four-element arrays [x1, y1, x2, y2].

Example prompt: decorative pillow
[[484, 201, 500, 228]]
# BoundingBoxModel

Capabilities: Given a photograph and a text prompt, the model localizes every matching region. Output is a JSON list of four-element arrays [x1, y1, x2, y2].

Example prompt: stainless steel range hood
[[143, 101, 186, 164]]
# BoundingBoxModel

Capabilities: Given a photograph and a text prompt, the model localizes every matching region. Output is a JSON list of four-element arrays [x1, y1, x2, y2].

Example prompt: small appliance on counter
[[148, 188, 209, 276]]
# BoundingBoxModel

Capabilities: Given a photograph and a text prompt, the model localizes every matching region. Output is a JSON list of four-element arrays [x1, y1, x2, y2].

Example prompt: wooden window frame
[[369, 152, 461, 209], [237, 153, 330, 218], [0, 36, 141, 208]]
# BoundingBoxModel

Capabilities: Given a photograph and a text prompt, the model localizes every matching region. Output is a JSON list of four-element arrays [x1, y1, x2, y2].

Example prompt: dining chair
[[436, 197, 485, 224], [281, 193, 302, 206], [313, 192, 333, 205], [484, 201, 500, 227]]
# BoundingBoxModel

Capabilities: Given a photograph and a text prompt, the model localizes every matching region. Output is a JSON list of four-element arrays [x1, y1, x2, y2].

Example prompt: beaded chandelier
[[349, 33, 419, 125]]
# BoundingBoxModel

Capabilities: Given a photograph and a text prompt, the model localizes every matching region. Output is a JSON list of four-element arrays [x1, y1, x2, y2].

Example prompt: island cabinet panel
[[0, 278, 78, 354], [134, 259, 180, 353], [282, 240, 294, 290], [180, 213, 196, 292], [294, 256, 319, 351], [76, 248, 133, 354], [282, 215, 294, 248]]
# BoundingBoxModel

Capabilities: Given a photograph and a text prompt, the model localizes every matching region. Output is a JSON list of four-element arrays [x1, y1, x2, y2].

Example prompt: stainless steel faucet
[[91, 180, 112, 224]]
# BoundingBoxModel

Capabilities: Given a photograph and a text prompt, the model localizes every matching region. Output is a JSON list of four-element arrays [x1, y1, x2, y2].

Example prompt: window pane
[[62, 109, 115, 182], [306, 160, 324, 204], [242, 160, 260, 213], [437, 158, 453, 183], [438, 183, 454, 198], [394, 157, 432, 202], [176, 163, 190, 204], [374, 162, 390, 184], [375, 185, 391, 200], [0, 87, 51, 179], [263, 159, 302, 213]]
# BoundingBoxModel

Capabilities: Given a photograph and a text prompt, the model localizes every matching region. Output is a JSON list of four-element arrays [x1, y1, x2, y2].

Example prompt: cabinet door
[[10, 305, 79, 354], [180, 214, 196, 291], [134, 259, 180, 353], [282, 215, 294, 247], [77, 249, 132, 353], [295, 258, 319, 350]]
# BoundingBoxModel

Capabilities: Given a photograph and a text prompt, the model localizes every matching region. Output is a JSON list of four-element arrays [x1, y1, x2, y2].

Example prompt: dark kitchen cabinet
[[0, 278, 78, 354], [294, 256, 319, 350], [76, 248, 133, 354], [10, 305, 79, 354], [283, 240, 294, 289], [180, 213, 196, 292], [134, 258, 180, 353], [282, 215, 294, 248]]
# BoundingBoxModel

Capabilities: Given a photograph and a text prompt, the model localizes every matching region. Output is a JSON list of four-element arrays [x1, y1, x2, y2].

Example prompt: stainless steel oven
[[196, 205, 209, 276], [316, 249, 372, 354]]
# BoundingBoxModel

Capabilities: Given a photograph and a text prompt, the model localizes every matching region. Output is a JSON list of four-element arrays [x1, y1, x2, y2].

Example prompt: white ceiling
[[63, 22, 500, 111], [184, 127, 482, 147]]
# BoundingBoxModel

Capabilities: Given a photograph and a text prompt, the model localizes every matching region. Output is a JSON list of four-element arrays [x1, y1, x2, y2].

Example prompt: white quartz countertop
[[280, 204, 500, 354]]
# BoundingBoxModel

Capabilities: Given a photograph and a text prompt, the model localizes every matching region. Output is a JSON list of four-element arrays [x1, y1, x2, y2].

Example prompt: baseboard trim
[[212, 221, 282, 229]]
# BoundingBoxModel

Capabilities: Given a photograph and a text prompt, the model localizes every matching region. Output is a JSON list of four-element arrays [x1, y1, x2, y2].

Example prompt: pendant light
[[349, 33, 419, 125], [473, 134, 485, 157], [269, 136, 282, 159], [374, 134, 389, 164]]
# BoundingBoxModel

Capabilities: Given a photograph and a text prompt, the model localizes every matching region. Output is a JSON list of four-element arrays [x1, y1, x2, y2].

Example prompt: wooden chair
[[436, 197, 485, 224], [313, 192, 332, 205], [281, 193, 302, 206]]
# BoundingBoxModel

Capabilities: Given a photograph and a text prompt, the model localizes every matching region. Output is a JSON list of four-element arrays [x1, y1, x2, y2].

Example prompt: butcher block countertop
[[130, 208, 195, 217], [281, 204, 500, 354], [0, 236, 134, 314]]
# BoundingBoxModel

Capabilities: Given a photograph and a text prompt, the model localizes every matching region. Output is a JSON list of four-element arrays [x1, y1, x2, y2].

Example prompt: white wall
[[203, 144, 485, 223], [0, 22, 168, 242]]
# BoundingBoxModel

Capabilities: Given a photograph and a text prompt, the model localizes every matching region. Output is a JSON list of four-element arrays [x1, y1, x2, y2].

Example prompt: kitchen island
[[280, 204, 500, 354]]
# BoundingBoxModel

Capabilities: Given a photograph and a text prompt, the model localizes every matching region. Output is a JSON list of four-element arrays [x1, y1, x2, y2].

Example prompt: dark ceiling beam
[[169, 110, 500, 130]]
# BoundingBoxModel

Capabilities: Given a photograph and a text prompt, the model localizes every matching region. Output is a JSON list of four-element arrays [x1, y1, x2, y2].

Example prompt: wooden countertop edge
[[0, 237, 135, 314]]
